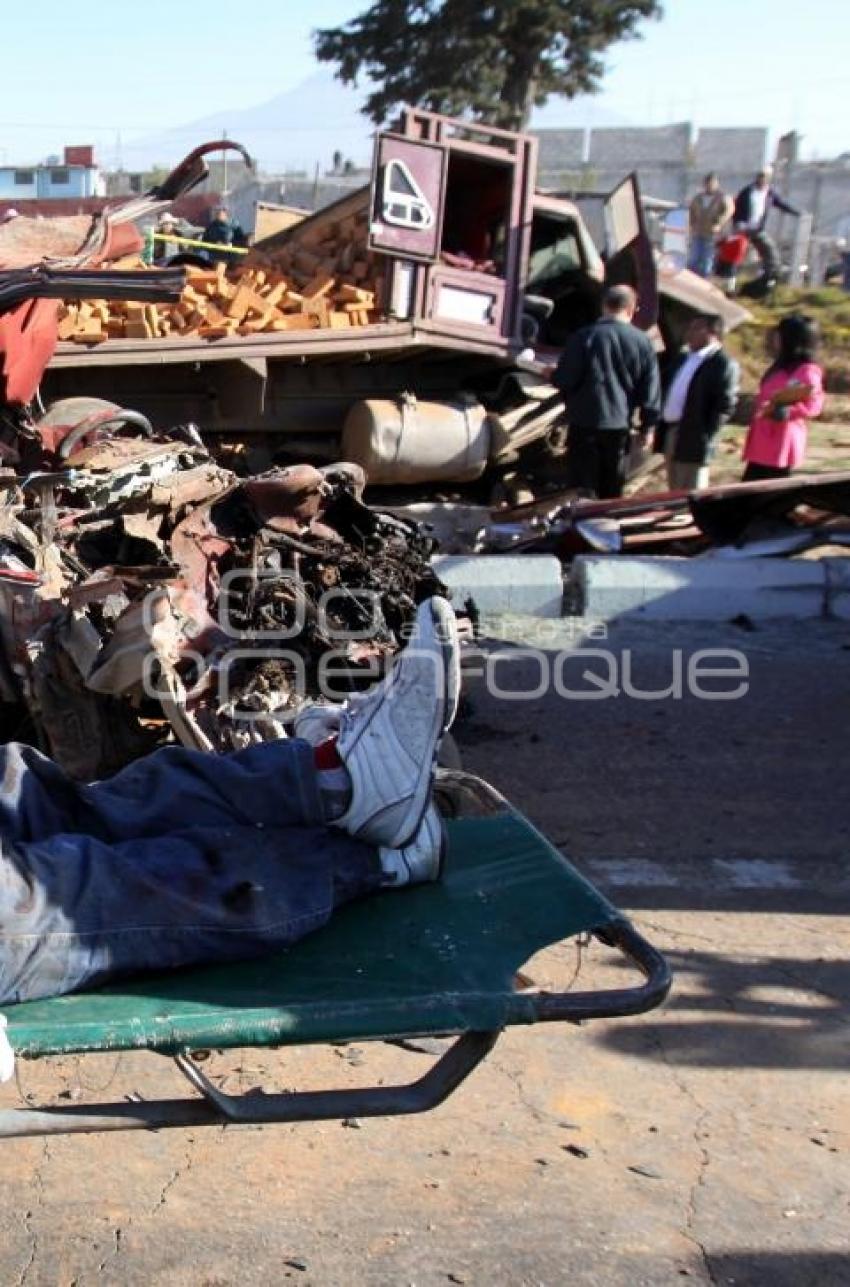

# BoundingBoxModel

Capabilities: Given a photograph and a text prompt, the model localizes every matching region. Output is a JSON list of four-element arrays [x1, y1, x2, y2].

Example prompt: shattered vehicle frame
[[0, 423, 445, 779]]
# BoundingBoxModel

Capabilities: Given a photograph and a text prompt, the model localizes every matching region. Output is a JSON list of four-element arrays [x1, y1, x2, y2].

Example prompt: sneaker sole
[[340, 597, 458, 849], [401, 806, 446, 885], [391, 597, 459, 847]]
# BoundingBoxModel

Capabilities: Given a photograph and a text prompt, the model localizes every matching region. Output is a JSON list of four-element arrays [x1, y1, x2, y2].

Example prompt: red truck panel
[[0, 300, 60, 406]]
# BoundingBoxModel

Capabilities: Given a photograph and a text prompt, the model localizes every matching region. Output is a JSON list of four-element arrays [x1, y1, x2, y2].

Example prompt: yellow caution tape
[[152, 232, 250, 255]]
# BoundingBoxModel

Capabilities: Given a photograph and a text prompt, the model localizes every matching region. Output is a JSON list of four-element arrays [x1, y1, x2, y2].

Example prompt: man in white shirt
[[733, 169, 799, 284], [660, 316, 739, 491]]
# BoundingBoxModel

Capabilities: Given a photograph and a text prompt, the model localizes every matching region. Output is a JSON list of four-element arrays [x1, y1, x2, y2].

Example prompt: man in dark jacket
[[202, 206, 246, 265], [553, 284, 661, 498], [733, 169, 799, 281], [659, 315, 739, 491]]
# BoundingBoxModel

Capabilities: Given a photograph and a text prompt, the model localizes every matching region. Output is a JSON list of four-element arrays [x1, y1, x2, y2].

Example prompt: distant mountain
[[129, 73, 375, 174], [129, 70, 634, 174]]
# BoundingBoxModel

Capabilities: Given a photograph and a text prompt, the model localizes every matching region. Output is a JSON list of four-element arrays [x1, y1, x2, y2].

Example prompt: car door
[[603, 173, 658, 332]]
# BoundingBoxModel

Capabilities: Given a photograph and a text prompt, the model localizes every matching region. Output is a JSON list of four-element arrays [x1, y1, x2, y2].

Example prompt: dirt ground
[[0, 618, 848, 1286], [632, 419, 850, 494], [634, 281, 850, 492]]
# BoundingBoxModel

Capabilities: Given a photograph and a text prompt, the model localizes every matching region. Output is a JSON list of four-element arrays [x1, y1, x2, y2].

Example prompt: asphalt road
[[0, 618, 847, 1285]]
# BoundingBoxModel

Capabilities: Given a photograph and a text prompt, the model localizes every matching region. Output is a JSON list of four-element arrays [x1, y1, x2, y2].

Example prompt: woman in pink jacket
[[742, 315, 825, 481]]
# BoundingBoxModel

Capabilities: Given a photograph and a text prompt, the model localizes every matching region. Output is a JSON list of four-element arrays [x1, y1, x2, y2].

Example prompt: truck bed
[[50, 317, 519, 369]]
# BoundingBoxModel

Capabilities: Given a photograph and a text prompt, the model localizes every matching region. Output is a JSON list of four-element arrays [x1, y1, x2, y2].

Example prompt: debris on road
[[476, 469, 850, 561], [627, 1164, 663, 1180]]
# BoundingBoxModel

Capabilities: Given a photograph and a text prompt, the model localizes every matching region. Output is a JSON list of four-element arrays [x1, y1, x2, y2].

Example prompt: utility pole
[[222, 128, 229, 199], [222, 128, 229, 200]]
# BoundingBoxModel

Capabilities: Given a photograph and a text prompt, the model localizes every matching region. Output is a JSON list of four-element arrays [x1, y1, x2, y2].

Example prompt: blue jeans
[[0, 741, 380, 1005], [688, 235, 715, 277]]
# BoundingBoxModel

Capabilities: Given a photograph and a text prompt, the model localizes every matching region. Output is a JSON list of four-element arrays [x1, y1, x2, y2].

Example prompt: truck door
[[368, 134, 448, 262], [603, 173, 658, 332], [368, 113, 537, 344]]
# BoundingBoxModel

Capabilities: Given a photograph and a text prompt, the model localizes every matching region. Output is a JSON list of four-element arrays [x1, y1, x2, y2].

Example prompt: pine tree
[[314, 1, 663, 133]]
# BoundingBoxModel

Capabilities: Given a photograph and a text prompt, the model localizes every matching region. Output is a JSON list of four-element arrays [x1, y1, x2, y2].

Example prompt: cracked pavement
[[0, 618, 848, 1285]]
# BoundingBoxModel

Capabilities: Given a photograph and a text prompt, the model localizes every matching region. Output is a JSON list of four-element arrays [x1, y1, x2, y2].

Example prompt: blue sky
[[0, 0, 845, 168]]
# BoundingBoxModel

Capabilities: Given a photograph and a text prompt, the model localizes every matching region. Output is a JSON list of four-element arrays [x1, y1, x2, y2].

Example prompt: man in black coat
[[553, 284, 661, 499], [659, 315, 739, 491], [733, 168, 799, 281], [202, 206, 247, 265]]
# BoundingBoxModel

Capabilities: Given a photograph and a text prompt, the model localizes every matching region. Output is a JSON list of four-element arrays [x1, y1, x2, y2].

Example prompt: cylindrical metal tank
[[341, 393, 490, 485]]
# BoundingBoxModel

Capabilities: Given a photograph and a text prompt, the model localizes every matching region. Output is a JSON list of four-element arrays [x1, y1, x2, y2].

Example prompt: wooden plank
[[262, 280, 288, 308], [125, 319, 153, 339], [70, 330, 107, 345], [226, 283, 258, 320], [304, 298, 330, 328], [185, 269, 219, 286], [268, 313, 318, 331], [301, 272, 336, 301], [56, 309, 78, 341], [337, 284, 374, 305]]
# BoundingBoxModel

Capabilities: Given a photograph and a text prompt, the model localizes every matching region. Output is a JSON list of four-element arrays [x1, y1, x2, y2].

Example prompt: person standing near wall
[[742, 315, 824, 480], [553, 284, 661, 499], [688, 174, 733, 277], [733, 168, 799, 284], [659, 315, 739, 491], [201, 206, 246, 265]]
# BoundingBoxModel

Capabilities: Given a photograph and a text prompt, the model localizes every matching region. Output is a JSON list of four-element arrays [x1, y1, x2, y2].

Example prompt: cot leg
[[0, 1030, 501, 1139]]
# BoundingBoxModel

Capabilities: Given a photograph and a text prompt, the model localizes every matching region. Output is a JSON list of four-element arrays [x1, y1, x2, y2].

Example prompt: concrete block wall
[[588, 123, 692, 169], [694, 128, 767, 173], [535, 122, 850, 242], [229, 175, 367, 233], [781, 163, 850, 236], [535, 123, 758, 206], [536, 128, 586, 172]]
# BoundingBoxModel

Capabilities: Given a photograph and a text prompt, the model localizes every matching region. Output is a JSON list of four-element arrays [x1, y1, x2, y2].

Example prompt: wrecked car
[[0, 402, 445, 779]]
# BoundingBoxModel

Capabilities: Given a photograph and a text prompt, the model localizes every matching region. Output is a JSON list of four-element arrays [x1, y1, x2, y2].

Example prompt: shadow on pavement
[[596, 947, 849, 1070], [709, 1250, 850, 1287]]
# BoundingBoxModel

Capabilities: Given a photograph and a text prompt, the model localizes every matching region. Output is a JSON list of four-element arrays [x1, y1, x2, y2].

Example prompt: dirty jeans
[[0, 741, 381, 1006]]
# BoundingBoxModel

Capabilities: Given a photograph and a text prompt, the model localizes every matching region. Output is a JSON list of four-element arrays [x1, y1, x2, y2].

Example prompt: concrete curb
[[572, 555, 850, 621], [433, 554, 564, 619]]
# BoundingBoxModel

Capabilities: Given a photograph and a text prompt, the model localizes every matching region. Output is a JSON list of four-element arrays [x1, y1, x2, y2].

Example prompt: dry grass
[[727, 286, 850, 411]]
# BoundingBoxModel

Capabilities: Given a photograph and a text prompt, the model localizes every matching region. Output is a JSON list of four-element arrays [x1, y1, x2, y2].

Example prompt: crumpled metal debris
[[0, 415, 444, 778]]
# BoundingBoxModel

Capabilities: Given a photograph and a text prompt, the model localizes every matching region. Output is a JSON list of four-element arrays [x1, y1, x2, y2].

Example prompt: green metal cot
[[0, 775, 670, 1139]]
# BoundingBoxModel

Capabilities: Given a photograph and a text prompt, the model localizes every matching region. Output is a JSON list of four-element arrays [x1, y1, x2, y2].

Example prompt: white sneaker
[[293, 702, 342, 747], [379, 802, 445, 886], [334, 596, 460, 848]]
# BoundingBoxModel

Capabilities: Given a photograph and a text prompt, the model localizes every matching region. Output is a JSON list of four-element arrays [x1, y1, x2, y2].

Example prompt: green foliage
[[313, 0, 663, 131], [142, 164, 170, 189]]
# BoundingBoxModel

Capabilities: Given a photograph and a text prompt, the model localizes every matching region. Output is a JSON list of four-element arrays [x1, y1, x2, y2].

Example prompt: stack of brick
[[57, 246, 383, 344]]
